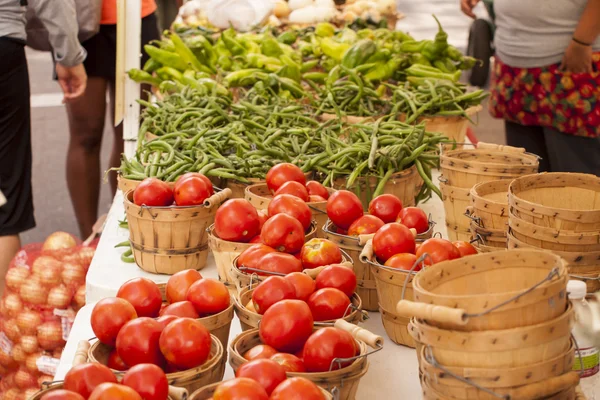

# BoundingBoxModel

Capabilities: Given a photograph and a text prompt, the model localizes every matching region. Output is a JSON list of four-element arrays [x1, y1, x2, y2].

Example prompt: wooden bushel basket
[[225, 177, 264, 199], [124, 189, 231, 274], [88, 335, 225, 393], [468, 221, 507, 249], [331, 165, 424, 209], [396, 249, 569, 331], [228, 320, 383, 400], [509, 172, 600, 231], [400, 106, 482, 143], [468, 179, 510, 230], [189, 381, 334, 399], [439, 181, 471, 241], [244, 183, 335, 238], [234, 285, 365, 332]]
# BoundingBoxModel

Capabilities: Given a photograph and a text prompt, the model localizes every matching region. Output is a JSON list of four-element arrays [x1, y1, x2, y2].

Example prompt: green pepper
[[321, 57, 338, 72], [297, 40, 313, 56], [412, 53, 432, 66], [185, 35, 217, 69], [433, 59, 457, 73], [338, 28, 358, 44], [405, 64, 461, 82], [158, 80, 183, 93], [169, 32, 209, 73], [156, 66, 183, 82], [276, 64, 301, 82], [300, 59, 319, 72], [400, 40, 427, 53], [375, 84, 386, 97], [143, 58, 161, 73], [364, 58, 402, 82], [277, 30, 297, 45], [446, 45, 463, 62], [144, 45, 188, 71], [218, 55, 233, 71], [239, 37, 261, 54], [421, 15, 449, 61], [274, 75, 305, 98], [310, 35, 323, 57], [315, 22, 336, 37], [246, 53, 282, 72], [153, 39, 175, 52], [222, 28, 246, 56], [320, 38, 350, 62], [302, 72, 328, 84], [357, 29, 375, 39], [341, 39, 377, 69], [224, 69, 267, 87], [458, 56, 479, 70], [392, 31, 414, 42], [366, 49, 391, 64], [127, 69, 162, 86], [197, 78, 229, 96]]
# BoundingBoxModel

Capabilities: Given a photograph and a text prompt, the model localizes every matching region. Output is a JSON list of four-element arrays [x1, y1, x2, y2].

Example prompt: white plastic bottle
[[567, 280, 599, 399]]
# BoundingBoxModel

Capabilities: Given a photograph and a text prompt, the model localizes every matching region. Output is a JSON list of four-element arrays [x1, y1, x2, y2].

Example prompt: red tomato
[[307, 288, 351, 321], [64, 363, 118, 398], [176, 173, 214, 196], [397, 207, 429, 234], [88, 383, 142, 400], [326, 190, 364, 229], [174, 176, 212, 206], [284, 272, 316, 302], [236, 244, 276, 270], [269, 353, 306, 373], [122, 364, 169, 400], [305, 181, 330, 200], [308, 195, 327, 202], [368, 194, 403, 223], [133, 178, 173, 207], [107, 349, 128, 371], [159, 318, 211, 370], [384, 253, 420, 271], [315, 265, 357, 298], [257, 210, 269, 231], [236, 359, 287, 395], [116, 277, 162, 318], [40, 390, 85, 400], [213, 378, 268, 400], [259, 299, 314, 353], [270, 377, 324, 400], [274, 181, 309, 202], [372, 223, 416, 262], [214, 199, 260, 243], [253, 252, 303, 276], [251, 276, 296, 314], [156, 315, 179, 330], [249, 235, 262, 244], [267, 194, 312, 231], [159, 301, 199, 319], [116, 318, 165, 367], [243, 344, 277, 361], [261, 214, 305, 254], [300, 238, 343, 270], [416, 238, 461, 265], [347, 215, 385, 236], [186, 278, 230, 316], [266, 163, 306, 193], [166, 269, 202, 304], [453, 241, 478, 257], [91, 298, 137, 346], [303, 327, 356, 372]]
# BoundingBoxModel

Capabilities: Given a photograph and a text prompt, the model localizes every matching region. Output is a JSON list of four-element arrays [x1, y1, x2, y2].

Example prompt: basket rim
[[322, 218, 435, 243], [244, 182, 335, 205], [507, 231, 600, 259], [124, 189, 216, 211], [440, 148, 540, 167], [189, 380, 335, 399]]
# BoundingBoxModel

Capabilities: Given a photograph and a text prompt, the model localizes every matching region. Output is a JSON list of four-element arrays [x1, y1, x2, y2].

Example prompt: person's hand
[[561, 41, 594, 73], [55, 63, 87, 103], [460, 0, 480, 18]]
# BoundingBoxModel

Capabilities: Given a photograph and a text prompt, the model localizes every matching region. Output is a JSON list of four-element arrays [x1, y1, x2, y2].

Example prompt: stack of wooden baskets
[[396, 249, 582, 399], [439, 143, 539, 241], [466, 179, 511, 252], [508, 173, 600, 293]]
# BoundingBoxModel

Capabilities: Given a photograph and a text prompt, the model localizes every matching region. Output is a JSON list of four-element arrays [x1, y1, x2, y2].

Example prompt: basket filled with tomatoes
[[360, 233, 478, 347], [322, 191, 434, 311], [225, 164, 313, 200], [230, 237, 353, 296], [233, 262, 365, 331], [229, 303, 383, 400], [124, 175, 231, 274]]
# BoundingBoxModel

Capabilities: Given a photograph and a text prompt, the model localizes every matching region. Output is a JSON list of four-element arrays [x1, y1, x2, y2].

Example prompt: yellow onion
[[14, 368, 37, 389], [5, 267, 30, 291], [76, 246, 95, 267], [0, 348, 16, 368], [38, 374, 54, 387], [20, 335, 39, 354], [31, 255, 61, 276], [3, 388, 21, 400], [16, 310, 43, 335], [25, 351, 44, 373], [73, 285, 86, 311], [42, 231, 77, 251], [53, 348, 63, 359], [37, 321, 65, 351], [4, 293, 23, 317], [4, 319, 21, 342], [37, 263, 62, 287], [20, 278, 48, 305], [47, 285, 72, 309], [61, 262, 85, 287], [1, 372, 15, 390], [12, 344, 27, 363]]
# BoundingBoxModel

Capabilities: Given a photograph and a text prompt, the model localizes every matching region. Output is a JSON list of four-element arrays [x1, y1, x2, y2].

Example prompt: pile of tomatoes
[[41, 362, 169, 400], [265, 163, 330, 203], [245, 261, 357, 322], [132, 173, 214, 207], [215, 372, 326, 399], [90, 274, 230, 374]]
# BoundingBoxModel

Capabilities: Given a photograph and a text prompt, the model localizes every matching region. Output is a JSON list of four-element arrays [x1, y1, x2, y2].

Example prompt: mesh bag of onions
[[0, 231, 96, 399]]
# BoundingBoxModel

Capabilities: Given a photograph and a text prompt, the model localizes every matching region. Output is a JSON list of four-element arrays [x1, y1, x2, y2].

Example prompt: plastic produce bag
[[207, 0, 274, 31]]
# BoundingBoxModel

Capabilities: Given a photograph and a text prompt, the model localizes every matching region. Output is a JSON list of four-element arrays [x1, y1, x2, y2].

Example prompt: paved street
[[21, 0, 503, 244]]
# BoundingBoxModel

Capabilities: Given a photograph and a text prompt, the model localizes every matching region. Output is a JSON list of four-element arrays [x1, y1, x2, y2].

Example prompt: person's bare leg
[[0, 235, 21, 297], [65, 77, 108, 238]]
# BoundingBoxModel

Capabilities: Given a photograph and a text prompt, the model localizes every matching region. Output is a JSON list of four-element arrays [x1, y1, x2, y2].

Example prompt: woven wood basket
[[439, 181, 472, 241], [469, 179, 510, 230], [331, 165, 423, 209], [117, 175, 222, 194], [234, 285, 365, 332], [408, 303, 573, 369], [226, 172, 313, 199], [469, 221, 507, 249], [124, 189, 231, 274], [189, 381, 334, 399], [398, 106, 482, 143], [445, 222, 472, 242], [244, 183, 335, 238], [88, 335, 225, 393], [509, 172, 600, 231], [396, 249, 569, 331], [472, 241, 505, 253], [228, 320, 383, 400], [322, 219, 434, 312]]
